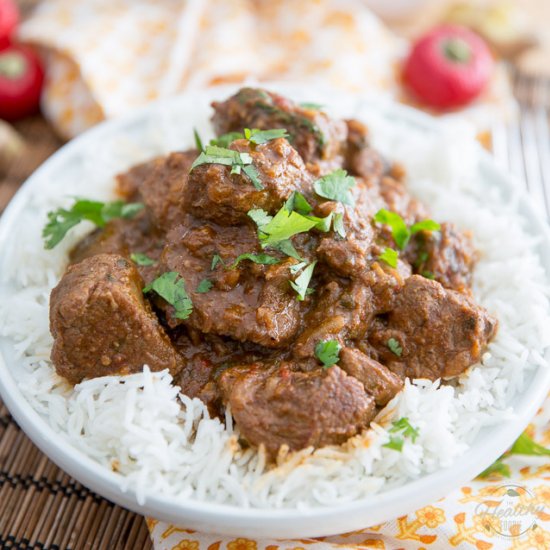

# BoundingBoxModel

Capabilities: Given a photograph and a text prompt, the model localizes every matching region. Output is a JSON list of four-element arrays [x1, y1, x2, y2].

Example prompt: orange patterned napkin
[[149, 396, 550, 549], [19, 0, 513, 140]]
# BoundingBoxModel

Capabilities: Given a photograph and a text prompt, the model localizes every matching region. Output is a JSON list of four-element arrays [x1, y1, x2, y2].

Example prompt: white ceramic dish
[[0, 86, 549, 538]]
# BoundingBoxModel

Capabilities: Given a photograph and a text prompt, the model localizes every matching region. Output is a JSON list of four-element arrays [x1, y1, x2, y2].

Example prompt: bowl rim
[[0, 87, 549, 537]]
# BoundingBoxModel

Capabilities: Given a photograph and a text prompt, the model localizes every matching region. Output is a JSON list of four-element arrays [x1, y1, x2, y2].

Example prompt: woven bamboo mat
[[0, 116, 153, 549]]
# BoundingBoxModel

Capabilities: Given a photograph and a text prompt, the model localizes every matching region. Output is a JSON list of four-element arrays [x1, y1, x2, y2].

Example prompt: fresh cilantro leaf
[[300, 102, 324, 110], [289, 261, 316, 301], [410, 219, 441, 234], [191, 145, 263, 189], [313, 169, 356, 206], [379, 247, 398, 268], [271, 239, 303, 260], [193, 128, 204, 152], [389, 417, 419, 442], [373, 209, 410, 250], [242, 163, 263, 190], [143, 271, 193, 320], [244, 128, 289, 144], [43, 199, 144, 249], [196, 279, 213, 293], [387, 337, 403, 357], [422, 271, 435, 280], [333, 213, 346, 238], [478, 459, 511, 479], [256, 207, 318, 246], [509, 432, 550, 456], [130, 253, 156, 266], [210, 131, 244, 148], [247, 209, 273, 229], [230, 253, 280, 268], [285, 191, 313, 215], [289, 261, 308, 275], [211, 254, 225, 270], [414, 250, 429, 268], [374, 209, 440, 250], [383, 436, 404, 452], [304, 212, 333, 233], [314, 339, 341, 368]]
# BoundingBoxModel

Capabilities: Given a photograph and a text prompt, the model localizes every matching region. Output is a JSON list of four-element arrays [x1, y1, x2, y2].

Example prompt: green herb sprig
[[315, 339, 341, 368], [43, 199, 144, 249], [383, 417, 419, 452], [143, 272, 193, 320], [374, 209, 440, 250]]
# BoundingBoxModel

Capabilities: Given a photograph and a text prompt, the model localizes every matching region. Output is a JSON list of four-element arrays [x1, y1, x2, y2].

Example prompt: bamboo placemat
[[0, 116, 153, 549]]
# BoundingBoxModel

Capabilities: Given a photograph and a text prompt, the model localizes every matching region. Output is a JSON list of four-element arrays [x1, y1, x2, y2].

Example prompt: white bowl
[[0, 86, 549, 538]]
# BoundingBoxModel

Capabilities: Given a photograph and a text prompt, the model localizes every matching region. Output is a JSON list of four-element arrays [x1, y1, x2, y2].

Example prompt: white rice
[[0, 89, 549, 509]]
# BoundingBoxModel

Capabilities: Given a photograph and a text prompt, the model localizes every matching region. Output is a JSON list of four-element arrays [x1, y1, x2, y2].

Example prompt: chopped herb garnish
[[193, 128, 204, 152], [384, 417, 419, 452], [253, 206, 318, 247], [285, 191, 313, 215], [478, 460, 511, 479], [374, 209, 440, 250], [211, 254, 225, 270], [210, 131, 244, 148], [315, 339, 341, 368], [307, 212, 334, 233], [130, 253, 156, 266], [300, 102, 324, 110], [509, 432, 550, 456], [478, 432, 549, 480], [143, 272, 193, 320], [333, 213, 346, 238], [383, 436, 404, 452], [247, 209, 273, 228], [422, 271, 435, 280], [379, 247, 398, 268], [289, 261, 316, 300], [43, 199, 144, 249], [387, 337, 403, 357], [389, 417, 419, 442], [196, 279, 213, 293], [415, 250, 429, 268], [271, 239, 303, 261], [289, 261, 308, 275], [244, 128, 289, 144], [373, 209, 410, 250], [410, 219, 441, 234], [230, 253, 280, 268], [191, 145, 263, 190], [313, 169, 356, 206]]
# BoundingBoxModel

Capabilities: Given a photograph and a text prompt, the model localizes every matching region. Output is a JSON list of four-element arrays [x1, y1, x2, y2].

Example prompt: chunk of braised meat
[[211, 87, 347, 172], [293, 279, 374, 359], [362, 258, 412, 313], [69, 213, 162, 285], [50, 254, 182, 383], [338, 347, 403, 407], [344, 119, 386, 182], [159, 221, 303, 347], [184, 138, 311, 225], [219, 363, 376, 458], [139, 151, 196, 232], [368, 275, 497, 380], [407, 222, 476, 293], [116, 157, 160, 201], [313, 178, 383, 277]]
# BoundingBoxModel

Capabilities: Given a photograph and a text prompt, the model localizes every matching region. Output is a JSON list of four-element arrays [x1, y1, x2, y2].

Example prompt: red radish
[[0, 44, 44, 121], [403, 25, 493, 110], [0, 0, 19, 50]]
